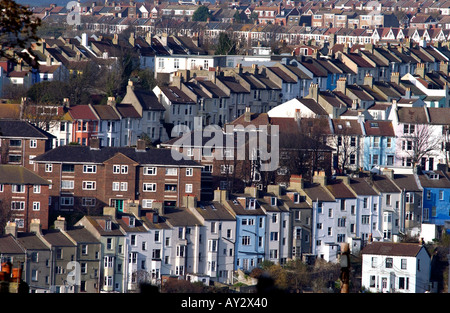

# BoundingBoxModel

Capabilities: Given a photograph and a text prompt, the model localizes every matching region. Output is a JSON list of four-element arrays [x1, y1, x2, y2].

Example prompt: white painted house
[[361, 241, 431, 293]]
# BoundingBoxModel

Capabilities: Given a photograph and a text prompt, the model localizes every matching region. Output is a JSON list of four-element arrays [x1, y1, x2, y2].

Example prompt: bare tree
[[397, 123, 442, 169]]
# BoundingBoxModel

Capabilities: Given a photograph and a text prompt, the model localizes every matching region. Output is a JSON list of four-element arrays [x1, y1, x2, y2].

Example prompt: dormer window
[[429, 173, 439, 180], [248, 198, 256, 209], [271, 197, 277, 206], [105, 220, 112, 231], [129, 217, 135, 227], [293, 193, 300, 203]]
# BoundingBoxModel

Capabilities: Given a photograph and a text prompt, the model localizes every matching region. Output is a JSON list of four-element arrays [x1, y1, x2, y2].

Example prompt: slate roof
[[367, 174, 401, 193], [361, 241, 426, 257], [302, 181, 335, 202], [163, 207, 202, 226], [363, 120, 395, 136], [65, 226, 101, 243], [0, 120, 53, 139], [195, 201, 236, 221], [32, 146, 202, 167], [0, 165, 50, 185], [92, 105, 121, 120], [417, 170, 450, 188], [159, 86, 196, 104], [132, 89, 166, 111], [115, 104, 141, 118], [16, 232, 49, 250], [0, 235, 24, 254], [326, 178, 356, 199], [392, 174, 421, 192], [348, 177, 379, 196], [81, 216, 124, 236], [41, 229, 76, 247]]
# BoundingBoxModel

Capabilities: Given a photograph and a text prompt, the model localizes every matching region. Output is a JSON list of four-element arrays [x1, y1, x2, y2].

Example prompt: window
[[186, 168, 193, 176], [270, 232, 279, 241], [33, 185, 41, 193], [82, 181, 96, 190], [143, 183, 156, 192], [165, 168, 177, 176], [401, 258, 407, 270], [406, 192, 414, 203], [439, 190, 444, 200], [82, 197, 96, 207], [61, 180, 74, 189], [30, 140, 37, 148], [83, 165, 97, 173], [242, 236, 251, 245], [12, 184, 25, 193], [373, 137, 380, 148], [174, 58, 179, 69], [11, 201, 25, 210], [208, 239, 217, 252], [120, 182, 127, 191], [164, 184, 177, 192], [62, 164, 75, 172], [45, 164, 53, 172], [386, 194, 391, 205], [185, 184, 193, 193], [371, 257, 377, 268], [361, 215, 370, 224], [385, 257, 393, 268], [142, 199, 154, 208], [9, 139, 21, 147], [372, 154, 379, 165], [33, 202, 40, 211], [144, 167, 157, 175], [220, 164, 234, 174], [60, 197, 74, 206], [399, 277, 409, 290], [112, 182, 120, 191]]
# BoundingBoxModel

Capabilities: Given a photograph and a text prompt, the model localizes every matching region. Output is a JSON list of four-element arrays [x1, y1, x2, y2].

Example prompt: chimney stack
[[54, 216, 67, 231], [213, 188, 228, 203], [30, 219, 42, 235], [90, 137, 101, 150], [5, 221, 17, 238], [136, 139, 146, 152], [244, 106, 251, 122]]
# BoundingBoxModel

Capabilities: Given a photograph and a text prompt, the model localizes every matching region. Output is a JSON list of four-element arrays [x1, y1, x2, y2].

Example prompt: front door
[[111, 199, 124, 212]]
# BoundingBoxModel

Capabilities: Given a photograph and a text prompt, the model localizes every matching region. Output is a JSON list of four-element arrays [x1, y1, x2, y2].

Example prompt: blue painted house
[[224, 188, 266, 272], [417, 168, 450, 226], [362, 120, 396, 171]]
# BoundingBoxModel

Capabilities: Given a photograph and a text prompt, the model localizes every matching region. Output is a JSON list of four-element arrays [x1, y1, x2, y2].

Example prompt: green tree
[[26, 80, 70, 104], [192, 6, 211, 22], [215, 32, 236, 55], [0, 0, 41, 67], [233, 10, 242, 23]]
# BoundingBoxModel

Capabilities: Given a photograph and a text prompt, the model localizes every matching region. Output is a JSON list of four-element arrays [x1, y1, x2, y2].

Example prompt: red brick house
[[0, 165, 51, 232], [0, 119, 55, 170], [31, 139, 202, 214]]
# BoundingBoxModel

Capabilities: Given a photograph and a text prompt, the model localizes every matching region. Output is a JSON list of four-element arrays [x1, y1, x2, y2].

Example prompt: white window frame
[[61, 180, 74, 190], [143, 183, 156, 192], [83, 165, 97, 173], [143, 167, 157, 175], [82, 181, 96, 190], [33, 201, 40, 211]]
